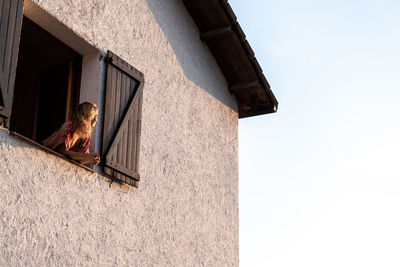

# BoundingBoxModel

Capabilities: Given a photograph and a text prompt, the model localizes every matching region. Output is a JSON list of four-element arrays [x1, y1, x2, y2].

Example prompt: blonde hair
[[72, 102, 98, 139]]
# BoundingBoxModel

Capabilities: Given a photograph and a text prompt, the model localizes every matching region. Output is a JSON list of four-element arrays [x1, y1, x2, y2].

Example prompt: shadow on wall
[[145, 0, 238, 111]]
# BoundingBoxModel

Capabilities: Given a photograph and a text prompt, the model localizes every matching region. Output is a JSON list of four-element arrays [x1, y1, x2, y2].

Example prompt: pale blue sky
[[231, 1, 400, 266]]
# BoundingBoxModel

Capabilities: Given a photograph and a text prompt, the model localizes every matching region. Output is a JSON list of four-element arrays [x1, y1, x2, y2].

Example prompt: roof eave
[[182, 0, 278, 118]]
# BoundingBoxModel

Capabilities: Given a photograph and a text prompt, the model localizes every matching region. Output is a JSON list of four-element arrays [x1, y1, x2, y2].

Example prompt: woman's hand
[[87, 153, 100, 165]]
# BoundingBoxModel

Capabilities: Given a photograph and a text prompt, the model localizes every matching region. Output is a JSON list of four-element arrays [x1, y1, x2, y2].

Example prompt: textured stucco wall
[[0, 0, 238, 266]]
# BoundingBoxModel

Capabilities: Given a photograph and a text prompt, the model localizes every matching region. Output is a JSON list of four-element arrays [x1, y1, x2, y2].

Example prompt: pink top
[[41, 121, 90, 153]]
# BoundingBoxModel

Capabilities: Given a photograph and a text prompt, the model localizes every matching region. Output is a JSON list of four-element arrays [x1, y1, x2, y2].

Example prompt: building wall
[[0, 0, 239, 266]]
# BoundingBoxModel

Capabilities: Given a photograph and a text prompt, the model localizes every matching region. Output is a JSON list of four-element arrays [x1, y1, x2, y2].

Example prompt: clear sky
[[230, 0, 400, 266]]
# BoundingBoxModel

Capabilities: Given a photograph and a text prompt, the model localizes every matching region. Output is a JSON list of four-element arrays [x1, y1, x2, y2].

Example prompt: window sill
[[9, 131, 95, 173]]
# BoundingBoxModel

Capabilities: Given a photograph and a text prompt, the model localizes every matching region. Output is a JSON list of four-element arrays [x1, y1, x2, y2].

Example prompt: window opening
[[10, 17, 82, 142]]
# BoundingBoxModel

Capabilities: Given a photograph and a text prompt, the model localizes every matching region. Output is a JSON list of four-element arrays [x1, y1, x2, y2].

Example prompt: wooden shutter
[[102, 51, 144, 188], [0, 0, 24, 128]]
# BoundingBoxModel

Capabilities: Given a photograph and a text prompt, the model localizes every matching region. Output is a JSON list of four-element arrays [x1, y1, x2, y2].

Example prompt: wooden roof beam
[[200, 26, 232, 41], [229, 80, 260, 93], [239, 105, 277, 119]]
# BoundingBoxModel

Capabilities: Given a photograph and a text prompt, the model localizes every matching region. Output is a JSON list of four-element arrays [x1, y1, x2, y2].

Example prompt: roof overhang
[[182, 0, 278, 118]]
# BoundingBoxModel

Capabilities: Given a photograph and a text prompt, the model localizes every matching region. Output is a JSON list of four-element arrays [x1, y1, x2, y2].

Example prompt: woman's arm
[[57, 146, 100, 165]]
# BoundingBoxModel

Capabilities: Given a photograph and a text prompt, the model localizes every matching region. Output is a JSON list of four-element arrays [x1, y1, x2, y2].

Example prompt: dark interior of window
[[10, 17, 82, 142]]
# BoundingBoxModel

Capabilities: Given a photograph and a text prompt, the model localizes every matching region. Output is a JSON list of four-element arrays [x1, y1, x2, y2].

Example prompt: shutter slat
[[0, 0, 11, 67], [8, 0, 22, 94], [128, 94, 134, 170], [114, 67, 121, 132], [0, 0, 5, 33], [102, 51, 144, 187], [121, 73, 130, 170], [133, 91, 140, 171], [103, 65, 110, 150], [126, 117, 132, 170], [103, 64, 113, 153], [115, 143, 121, 180], [110, 65, 117, 143], [109, 65, 116, 140], [114, 68, 122, 182], [3, 0, 18, 94], [120, 71, 126, 119], [0, 0, 23, 127], [121, 126, 127, 174], [135, 89, 143, 169], [120, 74, 128, 170]]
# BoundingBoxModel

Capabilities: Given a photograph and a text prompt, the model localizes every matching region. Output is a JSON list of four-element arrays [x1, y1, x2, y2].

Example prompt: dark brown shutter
[[102, 51, 144, 188], [0, 0, 24, 128]]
